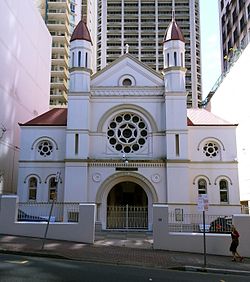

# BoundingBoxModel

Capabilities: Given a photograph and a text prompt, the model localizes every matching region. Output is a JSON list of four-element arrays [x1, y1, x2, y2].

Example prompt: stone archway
[[107, 181, 148, 229], [96, 172, 158, 230]]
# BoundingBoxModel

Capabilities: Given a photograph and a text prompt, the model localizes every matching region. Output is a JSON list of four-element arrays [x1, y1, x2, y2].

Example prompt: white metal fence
[[168, 212, 232, 233], [18, 202, 80, 222]]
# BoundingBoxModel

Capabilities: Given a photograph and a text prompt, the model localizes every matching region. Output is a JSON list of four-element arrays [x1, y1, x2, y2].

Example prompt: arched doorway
[[107, 181, 148, 229]]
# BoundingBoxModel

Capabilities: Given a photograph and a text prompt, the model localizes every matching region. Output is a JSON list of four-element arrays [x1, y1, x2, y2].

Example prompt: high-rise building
[[0, 0, 51, 194], [219, 0, 250, 72], [86, 0, 202, 108], [36, 0, 81, 106]]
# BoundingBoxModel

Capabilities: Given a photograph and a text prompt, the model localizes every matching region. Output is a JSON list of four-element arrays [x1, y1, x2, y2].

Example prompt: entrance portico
[[96, 172, 158, 230]]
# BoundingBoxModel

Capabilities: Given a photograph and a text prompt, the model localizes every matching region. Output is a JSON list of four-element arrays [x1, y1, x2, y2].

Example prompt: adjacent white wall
[[0, 0, 51, 194], [153, 205, 250, 257], [0, 195, 96, 244]]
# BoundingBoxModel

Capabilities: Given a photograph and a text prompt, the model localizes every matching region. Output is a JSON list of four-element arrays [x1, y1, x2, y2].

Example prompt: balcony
[[52, 44, 68, 55], [47, 0, 70, 12], [47, 22, 70, 35], [47, 12, 69, 21], [52, 35, 70, 46], [50, 78, 68, 91], [51, 67, 69, 79], [52, 57, 69, 68], [50, 91, 67, 105]]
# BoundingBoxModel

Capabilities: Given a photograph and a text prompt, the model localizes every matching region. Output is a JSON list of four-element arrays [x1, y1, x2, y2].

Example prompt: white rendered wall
[[0, 0, 51, 194], [210, 45, 250, 204]]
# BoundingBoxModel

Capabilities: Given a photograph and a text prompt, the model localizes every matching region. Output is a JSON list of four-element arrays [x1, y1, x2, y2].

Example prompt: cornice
[[91, 87, 164, 96]]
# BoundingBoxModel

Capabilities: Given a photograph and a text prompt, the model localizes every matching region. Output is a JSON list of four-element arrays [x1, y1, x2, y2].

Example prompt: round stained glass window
[[37, 140, 53, 157], [203, 142, 219, 158], [107, 113, 148, 153]]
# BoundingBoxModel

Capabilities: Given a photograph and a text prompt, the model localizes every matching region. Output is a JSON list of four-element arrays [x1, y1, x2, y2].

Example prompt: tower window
[[78, 51, 81, 67], [175, 134, 180, 156], [72, 52, 75, 67], [174, 52, 177, 66], [85, 53, 88, 68], [75, 133, 79, 155]]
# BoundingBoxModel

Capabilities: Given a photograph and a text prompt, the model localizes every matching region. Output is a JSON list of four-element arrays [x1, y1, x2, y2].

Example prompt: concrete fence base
[[153, 204, 250, 257], [0, 195, 96, 244]]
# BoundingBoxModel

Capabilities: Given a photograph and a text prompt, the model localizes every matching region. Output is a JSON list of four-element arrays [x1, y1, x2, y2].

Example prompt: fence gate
[[107, 205, 148, 229]]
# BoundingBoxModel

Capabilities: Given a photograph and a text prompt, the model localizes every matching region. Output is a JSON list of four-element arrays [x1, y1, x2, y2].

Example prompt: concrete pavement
[[0, 231, 250, 275]]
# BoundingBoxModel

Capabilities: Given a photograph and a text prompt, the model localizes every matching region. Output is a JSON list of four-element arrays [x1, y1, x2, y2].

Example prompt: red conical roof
[[163, 19, 185, 43], [70, 19, 92, 44]]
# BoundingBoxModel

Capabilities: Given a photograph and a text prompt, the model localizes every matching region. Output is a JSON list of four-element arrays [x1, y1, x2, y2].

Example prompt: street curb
[[1, 248, 250, 276], [0, 249, 68, 260], [171, 265, 250, 276]]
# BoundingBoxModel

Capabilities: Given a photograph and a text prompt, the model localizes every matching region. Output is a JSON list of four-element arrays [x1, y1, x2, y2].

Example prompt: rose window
[[203, 142, 219, 158], [37, 140, 53, 157], [107, 113, 148, 153]]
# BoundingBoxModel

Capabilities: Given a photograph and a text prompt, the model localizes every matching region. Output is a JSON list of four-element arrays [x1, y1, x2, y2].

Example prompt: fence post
[[126, 204, 129, 229]]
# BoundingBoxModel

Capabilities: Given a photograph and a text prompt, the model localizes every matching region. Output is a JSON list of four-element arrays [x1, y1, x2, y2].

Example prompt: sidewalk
[[0, 232, 250, 275]]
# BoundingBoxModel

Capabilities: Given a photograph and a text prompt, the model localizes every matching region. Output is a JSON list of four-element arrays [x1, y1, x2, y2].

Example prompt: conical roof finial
[[172, 0, 175, 20]]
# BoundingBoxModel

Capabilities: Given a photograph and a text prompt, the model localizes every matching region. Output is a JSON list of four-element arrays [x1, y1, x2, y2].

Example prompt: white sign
[[197, 194, 209, 212]]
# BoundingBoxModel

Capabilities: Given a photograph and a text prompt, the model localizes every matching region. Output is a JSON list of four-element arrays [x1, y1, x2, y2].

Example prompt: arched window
[[220, 180, 228, 203], [198, 179, 207, 195], [174, 52, 177, 66], [28, 177, 37, 201], [167, 53, 170, 67], [181, 53, 184, 67], [85, 52, 88, 68], [49, 177, 57, 201], [72, 52, 75, 67], [78, 51, 81, 67]]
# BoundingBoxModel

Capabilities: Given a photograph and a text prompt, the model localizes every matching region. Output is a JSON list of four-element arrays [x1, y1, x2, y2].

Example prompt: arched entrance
[[107, 181, 148, 229]]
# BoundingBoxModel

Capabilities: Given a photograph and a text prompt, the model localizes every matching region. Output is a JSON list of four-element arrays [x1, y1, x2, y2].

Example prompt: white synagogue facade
[[17, 19, 241, 230]]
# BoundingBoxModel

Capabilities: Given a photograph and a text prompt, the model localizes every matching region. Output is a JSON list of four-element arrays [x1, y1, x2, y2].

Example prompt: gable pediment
[[91, 54, 164, 88]]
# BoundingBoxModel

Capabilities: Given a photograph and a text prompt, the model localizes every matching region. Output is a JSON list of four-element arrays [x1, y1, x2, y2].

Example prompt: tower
[[64, 20, 93, 202], [163, 5, 188, 160], [66, 20, 93, 160]]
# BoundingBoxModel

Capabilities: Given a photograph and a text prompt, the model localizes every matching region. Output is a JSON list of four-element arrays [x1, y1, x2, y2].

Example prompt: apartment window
[[167, 53, 169, 67], [49, 177, 57, 201], [28, 177, 37, 201], [220, 180, 228, 203], [198, 179, 207, 195]]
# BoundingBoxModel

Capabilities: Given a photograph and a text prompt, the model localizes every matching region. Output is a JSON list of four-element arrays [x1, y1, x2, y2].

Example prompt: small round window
[[37, 140, 53, 157], [203, 142, 219, 158], [122, 78, 132, 86]]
